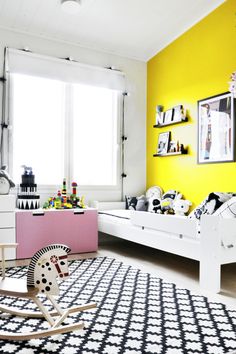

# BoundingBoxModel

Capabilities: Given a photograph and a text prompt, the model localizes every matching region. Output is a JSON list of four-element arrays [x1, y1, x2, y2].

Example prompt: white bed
[[96, 201, 236, 293]]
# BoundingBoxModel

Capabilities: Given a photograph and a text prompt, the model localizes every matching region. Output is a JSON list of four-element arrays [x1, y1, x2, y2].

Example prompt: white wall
[[0, 28, 146, 204]]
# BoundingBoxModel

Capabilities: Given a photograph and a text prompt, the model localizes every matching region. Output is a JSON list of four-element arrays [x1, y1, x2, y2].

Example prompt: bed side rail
[[130, 211, 197, 238]]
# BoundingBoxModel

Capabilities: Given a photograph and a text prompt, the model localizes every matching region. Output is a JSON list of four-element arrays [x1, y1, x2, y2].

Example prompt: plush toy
[[160, 190, 182, 214], [126, 195, 147, 211], [146, 186, 163, 213], [173, 199, 192, 216], [0, 165, 15, 195]]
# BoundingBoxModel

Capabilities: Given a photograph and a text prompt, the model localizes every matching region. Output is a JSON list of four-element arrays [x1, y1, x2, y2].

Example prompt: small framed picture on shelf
[[164, 109, 174, 124], [173, 105, 184, 122], [157, 131, 170, 154]]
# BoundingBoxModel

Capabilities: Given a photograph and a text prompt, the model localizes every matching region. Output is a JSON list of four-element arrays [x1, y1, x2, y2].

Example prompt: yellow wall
[[147, 0, 236, 208]]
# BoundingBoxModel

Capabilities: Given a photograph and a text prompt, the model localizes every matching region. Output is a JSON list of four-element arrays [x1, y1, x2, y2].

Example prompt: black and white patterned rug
[[0, 257, 236, 354]]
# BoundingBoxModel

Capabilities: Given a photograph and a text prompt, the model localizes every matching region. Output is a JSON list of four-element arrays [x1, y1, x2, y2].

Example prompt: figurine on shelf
[[155, 105, 164, 125], [176, 140, 180, 152], [169, 141, 176, 153]]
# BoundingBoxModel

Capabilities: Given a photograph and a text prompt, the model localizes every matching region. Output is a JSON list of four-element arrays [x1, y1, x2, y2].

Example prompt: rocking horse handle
[[0, 243, 18, 278]]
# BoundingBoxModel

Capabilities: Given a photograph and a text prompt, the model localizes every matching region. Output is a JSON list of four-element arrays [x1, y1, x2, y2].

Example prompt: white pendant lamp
[[61, 0, 81, 14]]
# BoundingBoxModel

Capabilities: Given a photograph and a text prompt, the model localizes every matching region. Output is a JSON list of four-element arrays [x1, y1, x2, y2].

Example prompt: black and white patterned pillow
[[125, 195, 148, 211], [213, 196, 236, 218], [188, 192, 232, 220]]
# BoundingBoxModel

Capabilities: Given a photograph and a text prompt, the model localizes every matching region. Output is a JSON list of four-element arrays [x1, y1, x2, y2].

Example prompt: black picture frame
[[198, 92, 235, 164], [173, 105, 183, 122], [164, 109, 174, 124], [157, 131, 170, 154]]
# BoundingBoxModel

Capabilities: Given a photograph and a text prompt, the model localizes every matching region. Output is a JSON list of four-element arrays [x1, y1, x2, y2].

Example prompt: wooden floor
[[6, 233, 236, 309]]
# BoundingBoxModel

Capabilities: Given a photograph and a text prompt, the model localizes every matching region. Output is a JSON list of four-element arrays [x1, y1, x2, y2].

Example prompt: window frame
[[8, 73, 123, 192]]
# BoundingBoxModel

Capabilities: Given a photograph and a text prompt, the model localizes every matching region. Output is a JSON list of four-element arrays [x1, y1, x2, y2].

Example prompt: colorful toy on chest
[[43, 179, 86, 209]]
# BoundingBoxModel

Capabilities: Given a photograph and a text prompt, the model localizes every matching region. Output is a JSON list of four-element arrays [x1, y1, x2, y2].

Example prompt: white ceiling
[[0, 0, 225, 62]]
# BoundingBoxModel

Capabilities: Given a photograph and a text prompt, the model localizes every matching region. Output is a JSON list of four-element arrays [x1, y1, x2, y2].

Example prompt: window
[[72, 84, 119, 185], [11, 74, 65, 185], [10, 73, 121, 188]]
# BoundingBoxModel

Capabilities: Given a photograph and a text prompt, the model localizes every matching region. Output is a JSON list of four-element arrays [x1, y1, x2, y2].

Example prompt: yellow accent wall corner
[[147, 0, 236, 208]]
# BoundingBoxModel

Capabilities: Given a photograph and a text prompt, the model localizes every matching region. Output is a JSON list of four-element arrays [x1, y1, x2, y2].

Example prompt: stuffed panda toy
[[160, 190, 182, 214], [146, 186, 163, 213]]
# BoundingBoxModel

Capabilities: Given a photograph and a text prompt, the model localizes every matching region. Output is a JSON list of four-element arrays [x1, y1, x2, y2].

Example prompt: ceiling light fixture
[[61, 0, 81, 14]]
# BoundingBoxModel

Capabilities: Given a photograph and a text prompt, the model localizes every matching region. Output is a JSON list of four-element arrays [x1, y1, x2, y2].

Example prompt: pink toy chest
[[16, 209, 98, 259]]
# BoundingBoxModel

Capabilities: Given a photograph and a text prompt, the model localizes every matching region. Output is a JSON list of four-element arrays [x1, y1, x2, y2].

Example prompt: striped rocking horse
[[0, 243, 96, 340]]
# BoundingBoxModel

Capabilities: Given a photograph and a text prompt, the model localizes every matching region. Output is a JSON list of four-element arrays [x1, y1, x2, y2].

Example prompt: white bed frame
[[96, 201, 236, 293]]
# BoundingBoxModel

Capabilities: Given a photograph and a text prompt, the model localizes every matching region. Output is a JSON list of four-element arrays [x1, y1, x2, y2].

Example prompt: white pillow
[[213, 196, 236, 218]]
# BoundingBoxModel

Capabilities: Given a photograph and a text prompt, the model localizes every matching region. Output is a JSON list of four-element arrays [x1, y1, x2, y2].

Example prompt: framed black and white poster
[[198, 92, 235, 164], [157, 131, 170, 154]]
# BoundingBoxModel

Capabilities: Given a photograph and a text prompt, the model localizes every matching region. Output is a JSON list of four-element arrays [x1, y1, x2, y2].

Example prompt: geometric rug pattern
[[0, 257, 236, 354]]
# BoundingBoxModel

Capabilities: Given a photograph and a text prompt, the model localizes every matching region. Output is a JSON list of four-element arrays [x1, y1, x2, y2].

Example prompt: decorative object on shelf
[[155, 105, 164, 125], [198, 92, 235, 164], [17, 166, 40, 209], [153, 144, 187, 157], [0, 165, 15, 195], [229, 71, 236, 97], [163, 108, 174, 124], [173, 105, 185, 122], [169, 141, 176, 153], [157, 131, 170, 155], [43, 179, 86, 209], [153, 104, 187, 128]]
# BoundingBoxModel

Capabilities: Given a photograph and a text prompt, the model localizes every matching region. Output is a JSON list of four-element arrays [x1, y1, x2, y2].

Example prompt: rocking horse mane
[[27, 244, 71, 288]]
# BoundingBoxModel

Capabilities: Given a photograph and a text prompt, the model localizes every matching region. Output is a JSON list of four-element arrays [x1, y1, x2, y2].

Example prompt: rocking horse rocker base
[[0, 244, 96, 341]]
